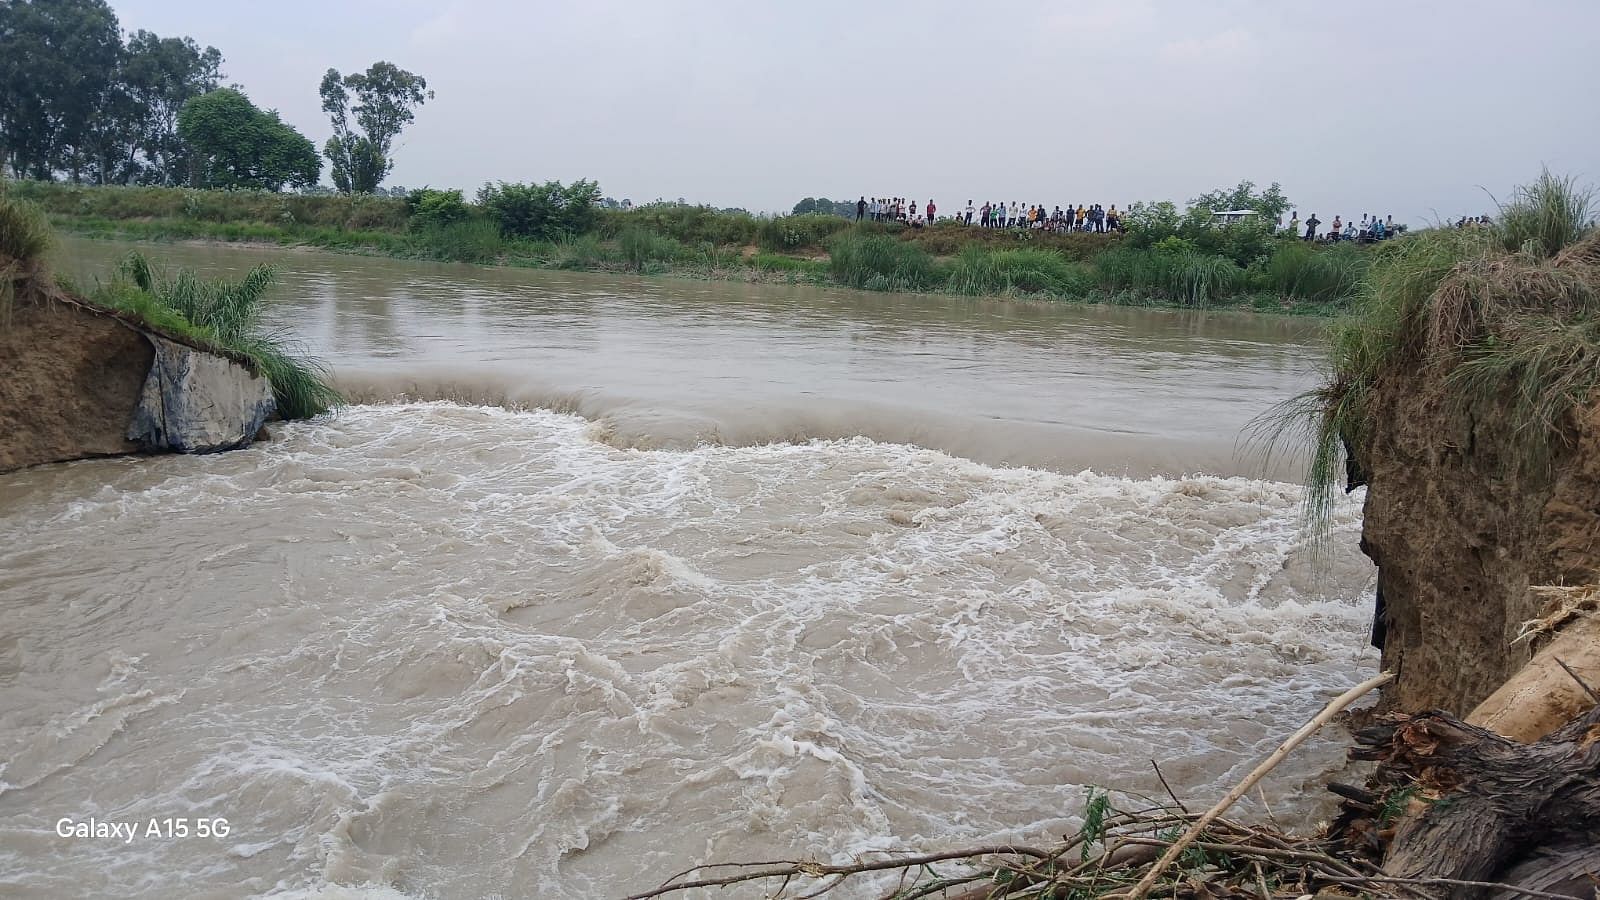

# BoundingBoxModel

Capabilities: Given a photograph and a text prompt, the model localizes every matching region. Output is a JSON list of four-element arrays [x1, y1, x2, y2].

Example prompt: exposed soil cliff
[[1353, 365, 1600, 714], [0, 296, 154, 471]]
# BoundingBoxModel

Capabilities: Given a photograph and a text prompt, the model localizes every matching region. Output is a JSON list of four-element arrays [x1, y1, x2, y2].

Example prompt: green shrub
[[599, 204, 758, 246], [405, 188, 471, 231], [0, 188, 53, 266], [550, 233, 605, 270], [827, 232, 936, 291], [1497, 168, 1595, 259], [478, 179, 601, 241], [1094, 247, 1241, 306]]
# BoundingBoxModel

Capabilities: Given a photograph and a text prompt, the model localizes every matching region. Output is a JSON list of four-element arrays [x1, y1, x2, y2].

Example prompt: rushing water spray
[[1, 404, 1374, 898]]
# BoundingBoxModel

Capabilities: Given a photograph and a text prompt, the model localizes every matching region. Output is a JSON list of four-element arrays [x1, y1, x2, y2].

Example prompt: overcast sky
[[113, 0, 1597, 223]]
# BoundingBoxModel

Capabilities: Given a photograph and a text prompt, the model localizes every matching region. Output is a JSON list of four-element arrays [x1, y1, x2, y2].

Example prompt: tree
[[0, 0, 123, 180], [177, 88, 320, 190], [1188, 179, 1291, 221], [319, 62, 431, 193], [477, 179, 601, 241], [121, 30, 223, 184]]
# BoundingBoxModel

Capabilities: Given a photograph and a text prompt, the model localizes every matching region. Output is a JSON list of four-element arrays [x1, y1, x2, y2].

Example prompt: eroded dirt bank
[[1355, 364, 1600, 714], [0, 298, 155, 471]]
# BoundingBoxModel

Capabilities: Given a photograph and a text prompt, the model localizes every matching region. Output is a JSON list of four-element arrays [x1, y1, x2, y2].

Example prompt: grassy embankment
[[0, 183, 338, 418], [9, 181, 1377, 315], [1258, 170, 1599, 532]]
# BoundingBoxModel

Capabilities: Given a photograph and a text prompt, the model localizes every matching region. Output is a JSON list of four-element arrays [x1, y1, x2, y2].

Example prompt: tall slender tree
[[121, 30, 223, 184], [319, 62, 431, 194]]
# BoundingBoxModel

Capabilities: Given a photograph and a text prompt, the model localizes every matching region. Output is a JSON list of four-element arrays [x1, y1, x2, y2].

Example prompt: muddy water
[[0, 241, 1377, 898]]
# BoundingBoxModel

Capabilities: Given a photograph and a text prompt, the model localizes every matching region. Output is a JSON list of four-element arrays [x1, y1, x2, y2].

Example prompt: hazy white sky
[[114, 0, 1597, 223]]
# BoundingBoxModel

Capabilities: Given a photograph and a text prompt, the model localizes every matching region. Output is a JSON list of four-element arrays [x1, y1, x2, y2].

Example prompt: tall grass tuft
[[1095, 247, 1241, 306], [1259, 171, 1600, 546], [104, 252, 341, 418], [1497, 168, 1595, 259], [618, 226, 685, 272], [550, 233, 605, 270], [1262, 242, 1369, 304], [826, 232, 936, 291], [946, 246, 1093, 297], [410, 218, 505, 264], [757, 214, 850, 253], [0, 187, 57, 323]]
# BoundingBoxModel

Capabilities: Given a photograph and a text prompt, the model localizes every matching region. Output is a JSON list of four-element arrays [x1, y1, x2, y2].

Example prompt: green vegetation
[[946, 245, 1094, 297], [1261, 170, 1599, 539], [12, 179, 1382, 314], [478, 180, 601, 242], [0, 184, 336, 418], [756, 213, 851, 252], [826, 232, 936, 291], [99, 251, 340, 417], [0, 186, 55, 317]]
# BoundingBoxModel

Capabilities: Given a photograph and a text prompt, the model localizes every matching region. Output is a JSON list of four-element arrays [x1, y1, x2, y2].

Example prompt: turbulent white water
[[0, 403, 1375, 899], [0, 242, 1381, 897]]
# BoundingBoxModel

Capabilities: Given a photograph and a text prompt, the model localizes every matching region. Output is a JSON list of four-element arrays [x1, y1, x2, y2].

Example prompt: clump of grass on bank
[[826, 231, 937, 291], [618, 226, 686, 272], [1258, 241, 1371, 304], [758, 213, 851, 253], [100, 252, 340, 418], [946, 245, 1094, 297], [0, 185, 57, 320], [1094, 245, 1240, 307], [1260, 170, 1600, 537]]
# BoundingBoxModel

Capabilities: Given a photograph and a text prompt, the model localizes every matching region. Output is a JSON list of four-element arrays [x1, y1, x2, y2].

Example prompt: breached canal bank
[[0, 292, 274, 473]]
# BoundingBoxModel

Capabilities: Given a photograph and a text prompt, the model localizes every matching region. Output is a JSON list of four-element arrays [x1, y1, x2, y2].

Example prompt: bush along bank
[[10, 179, 1379, 315]]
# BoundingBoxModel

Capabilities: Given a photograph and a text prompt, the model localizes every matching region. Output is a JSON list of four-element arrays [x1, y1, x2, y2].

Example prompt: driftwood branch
[[1119, 670, 1394, 900]]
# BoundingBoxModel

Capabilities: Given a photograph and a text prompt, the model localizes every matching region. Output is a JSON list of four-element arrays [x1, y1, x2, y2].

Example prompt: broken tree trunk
[[1468, 592, 1600, 742], [1350, 703, 1600, 899]]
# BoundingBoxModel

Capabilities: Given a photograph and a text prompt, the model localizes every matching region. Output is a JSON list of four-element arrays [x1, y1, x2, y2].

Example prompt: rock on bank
[[0, 295, 275, 473]]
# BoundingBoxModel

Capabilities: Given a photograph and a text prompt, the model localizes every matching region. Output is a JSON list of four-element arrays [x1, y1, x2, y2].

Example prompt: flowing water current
[[0, 241, 1377, 898]]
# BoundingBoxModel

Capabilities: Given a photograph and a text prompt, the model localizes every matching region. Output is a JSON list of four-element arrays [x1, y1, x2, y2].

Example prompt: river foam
[[0, 403, 1376, 898]]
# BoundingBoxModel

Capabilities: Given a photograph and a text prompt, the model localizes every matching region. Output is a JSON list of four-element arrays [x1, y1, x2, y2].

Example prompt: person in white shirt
[[1007, 202, 1018, 228], [964, 201, 975, 225]]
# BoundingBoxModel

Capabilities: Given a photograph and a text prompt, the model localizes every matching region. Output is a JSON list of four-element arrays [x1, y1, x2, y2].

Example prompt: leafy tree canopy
[[177, 88, 320, 190]]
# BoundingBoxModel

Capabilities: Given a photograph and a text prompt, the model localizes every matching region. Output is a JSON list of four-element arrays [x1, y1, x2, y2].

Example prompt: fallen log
[[1468, 587, 1600, 742], [1349, 703, 1600, 899]]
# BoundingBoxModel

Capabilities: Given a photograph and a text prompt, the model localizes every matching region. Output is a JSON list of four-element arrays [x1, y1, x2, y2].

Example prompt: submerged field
[[11, 181, 1375, 316]]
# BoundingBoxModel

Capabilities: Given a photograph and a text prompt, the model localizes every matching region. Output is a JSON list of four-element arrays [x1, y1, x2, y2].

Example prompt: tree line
[[0, 0, 429, 193]]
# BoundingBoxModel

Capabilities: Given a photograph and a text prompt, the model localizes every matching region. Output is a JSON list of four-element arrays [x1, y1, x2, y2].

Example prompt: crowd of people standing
[[857, 197, 1124, 233], [1284, 211, 1405, 243]]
